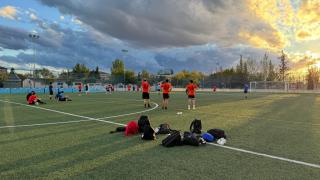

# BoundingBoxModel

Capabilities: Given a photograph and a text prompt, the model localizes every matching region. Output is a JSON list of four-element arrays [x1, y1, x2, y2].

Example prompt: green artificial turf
[[0, 92, 319, 180]]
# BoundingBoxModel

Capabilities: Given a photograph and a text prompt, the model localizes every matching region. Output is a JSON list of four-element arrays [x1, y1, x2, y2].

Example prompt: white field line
[[0, 119, 93, 129], [207, 143, 320, 169], [0, 99, 125, 127], [0, 99, 159, 128], [96, 102, 159, 120], [1, 99, 319, 169]]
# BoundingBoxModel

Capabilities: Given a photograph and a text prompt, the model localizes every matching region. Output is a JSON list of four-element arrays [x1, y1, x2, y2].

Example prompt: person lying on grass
[[27, 91, 46, 105]]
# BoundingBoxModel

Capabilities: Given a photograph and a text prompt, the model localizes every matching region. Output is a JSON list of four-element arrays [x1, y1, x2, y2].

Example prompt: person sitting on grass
[[56, 91, 72, 102], [27, 91, 46, 105]]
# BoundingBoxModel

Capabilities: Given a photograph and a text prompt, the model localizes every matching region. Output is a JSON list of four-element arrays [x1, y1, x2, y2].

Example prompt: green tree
[[34, 68, 55, 79], [141, 69, 150, 80], [267, 60, 277, 81], [261, 53, 269, 81], [125, 70, 135, 84], [278, 51, 290, 82], [306, 67, 320, 90], [111, 59, 124, 76]]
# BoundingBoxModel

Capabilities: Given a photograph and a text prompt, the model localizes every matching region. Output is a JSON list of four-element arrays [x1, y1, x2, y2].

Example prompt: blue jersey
[[244, 84, 249, 91]]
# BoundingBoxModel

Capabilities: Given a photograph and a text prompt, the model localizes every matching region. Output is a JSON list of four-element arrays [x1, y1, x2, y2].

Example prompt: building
[[3, 68, 22, 88], [99, 72, 110, 81], [22, 78, 46, 88], [0, 66, 7, 74]]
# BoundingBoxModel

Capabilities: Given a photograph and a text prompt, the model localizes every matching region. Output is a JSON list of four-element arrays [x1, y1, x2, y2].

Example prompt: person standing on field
[[186, 80, 198, 110], [49, 82, 54, 100], [161, 79, 172, 110], [141, 79, 151, 108]]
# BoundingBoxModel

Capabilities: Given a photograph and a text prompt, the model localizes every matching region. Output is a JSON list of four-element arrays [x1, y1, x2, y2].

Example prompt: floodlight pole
[[29, 33, 40, 88], [122, 49, 128, 91]]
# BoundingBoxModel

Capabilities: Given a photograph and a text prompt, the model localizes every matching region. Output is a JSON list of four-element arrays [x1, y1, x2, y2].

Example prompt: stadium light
[[29, 33, 40, 88], [122, 49, 128, 90]]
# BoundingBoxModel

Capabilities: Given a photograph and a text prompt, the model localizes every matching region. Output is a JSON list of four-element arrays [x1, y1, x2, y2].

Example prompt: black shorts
[[142, 92, 150, 99], [188, 95, 195, 99], [79, 89, 82, 92], [244, 90, 248, 94], [157, 89, 160, 92], [49, 91, 53, 95], [163, 93, 169, 99]]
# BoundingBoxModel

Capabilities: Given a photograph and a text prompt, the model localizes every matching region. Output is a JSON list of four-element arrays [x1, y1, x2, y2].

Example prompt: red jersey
[[186, 84, 198, 96], [141, 82, 150, 93], [161, 83, 172, 94], [28, 95, 37, 104], [78, 84, 82, 90]]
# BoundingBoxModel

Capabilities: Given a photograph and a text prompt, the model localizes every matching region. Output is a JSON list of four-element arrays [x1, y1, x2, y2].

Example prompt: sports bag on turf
[[207, 129, 227, 139], [138, 115, 150, 133], [162, 131, 183, 147], [142, 125, 156, 140], [183, 132, 206, 146], [190, 119, 202, 134], [156, 123, 171, 134]]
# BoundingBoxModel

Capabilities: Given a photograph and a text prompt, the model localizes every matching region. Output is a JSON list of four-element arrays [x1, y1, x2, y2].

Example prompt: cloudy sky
[[0, 0, 319, 74]]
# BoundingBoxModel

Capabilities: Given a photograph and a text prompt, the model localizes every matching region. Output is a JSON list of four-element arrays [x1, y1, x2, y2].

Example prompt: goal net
[[250, 81, 289, 92]]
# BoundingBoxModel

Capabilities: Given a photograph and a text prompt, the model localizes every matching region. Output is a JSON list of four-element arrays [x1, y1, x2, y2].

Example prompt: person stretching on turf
[[161, 79, 172, 110], [141, 79, 151, 108], [186, 80, 198, 110], [27, 91, 46, 105], [57, 91, 72, 101]]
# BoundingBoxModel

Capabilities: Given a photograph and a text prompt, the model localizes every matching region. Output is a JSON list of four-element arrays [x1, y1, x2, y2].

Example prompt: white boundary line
[[1, 99, 319, 169], [0, 119, 93, 129], [0, 100, 159, 129], [207, 143, 320, 169]]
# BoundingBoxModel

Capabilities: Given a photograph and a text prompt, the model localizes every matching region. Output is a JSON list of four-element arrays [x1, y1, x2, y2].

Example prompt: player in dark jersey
[[49, 82, 54, 100], [244, 84, 249, 99]]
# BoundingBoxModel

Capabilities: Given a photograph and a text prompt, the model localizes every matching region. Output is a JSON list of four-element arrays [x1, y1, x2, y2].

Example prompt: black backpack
[[207, 129, 227, 139], [190, 119, 202, 134], [183, 132, 206, 146], [138, 115, 150, 133], [142, 125, 156, 140], [162, 130, 183, 147], [156, 123, 171, 134]]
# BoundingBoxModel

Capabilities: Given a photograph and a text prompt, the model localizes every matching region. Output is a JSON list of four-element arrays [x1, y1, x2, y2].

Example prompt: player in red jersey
[[141, 79, 151, 108], [186, 80, 198, 110], [160, 79, 172, 110]]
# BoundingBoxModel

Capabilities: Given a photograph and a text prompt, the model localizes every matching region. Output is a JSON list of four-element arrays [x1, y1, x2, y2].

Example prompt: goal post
[[250, 81, 289, 93]]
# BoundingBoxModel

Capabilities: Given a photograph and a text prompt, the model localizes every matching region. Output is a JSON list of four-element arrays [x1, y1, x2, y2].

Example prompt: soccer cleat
[[193, 105, 196, 110]]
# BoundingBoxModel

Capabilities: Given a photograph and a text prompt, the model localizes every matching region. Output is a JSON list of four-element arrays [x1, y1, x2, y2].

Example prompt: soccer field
[[0, 92, 319, 179]]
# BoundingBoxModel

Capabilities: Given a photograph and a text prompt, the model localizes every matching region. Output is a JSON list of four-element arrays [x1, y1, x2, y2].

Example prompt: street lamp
[[29, 33, 40, 88], [122, 49, 128, 91]]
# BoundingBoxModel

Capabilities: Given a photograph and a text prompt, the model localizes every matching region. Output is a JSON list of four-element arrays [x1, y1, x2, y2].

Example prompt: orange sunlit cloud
[[0, 6, 18, 20], [245, 0, 320, 74]]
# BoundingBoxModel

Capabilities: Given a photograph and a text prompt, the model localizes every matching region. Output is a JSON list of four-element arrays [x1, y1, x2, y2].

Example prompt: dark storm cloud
[[37, 0, 281, 48], [0, 25, 29, 50]]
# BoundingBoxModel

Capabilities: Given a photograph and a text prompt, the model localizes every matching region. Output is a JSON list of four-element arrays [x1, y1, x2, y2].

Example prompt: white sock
[[193, 105, 195, 110], [188, 105, 190, 110]]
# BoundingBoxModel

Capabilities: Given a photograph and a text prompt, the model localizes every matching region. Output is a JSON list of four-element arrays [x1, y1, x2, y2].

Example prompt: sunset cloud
[[0, 6, 19, 20]]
